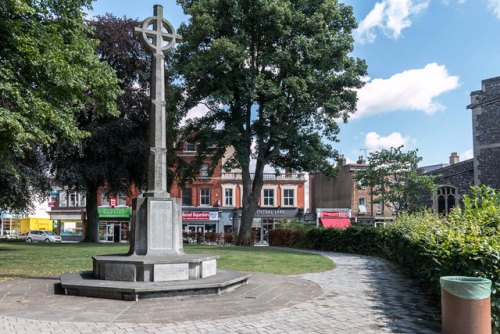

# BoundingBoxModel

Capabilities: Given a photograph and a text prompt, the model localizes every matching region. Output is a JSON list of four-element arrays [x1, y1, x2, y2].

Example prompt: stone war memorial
[[60, 5, 249, 301]]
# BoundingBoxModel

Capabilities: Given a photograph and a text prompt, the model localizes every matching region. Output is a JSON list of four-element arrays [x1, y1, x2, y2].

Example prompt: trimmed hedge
[[270, 186, 500, 332]]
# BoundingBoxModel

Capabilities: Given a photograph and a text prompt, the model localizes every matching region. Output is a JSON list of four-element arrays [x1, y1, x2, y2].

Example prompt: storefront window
[[60, 221, 83, 236]]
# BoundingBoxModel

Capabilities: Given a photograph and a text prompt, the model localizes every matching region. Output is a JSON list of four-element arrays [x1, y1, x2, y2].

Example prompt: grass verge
[[0, 241, 333, 281]]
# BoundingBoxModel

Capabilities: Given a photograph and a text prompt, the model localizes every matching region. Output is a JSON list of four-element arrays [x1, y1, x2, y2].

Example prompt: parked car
[[17, 232, 28, 240], [26, 230, 62, 243]]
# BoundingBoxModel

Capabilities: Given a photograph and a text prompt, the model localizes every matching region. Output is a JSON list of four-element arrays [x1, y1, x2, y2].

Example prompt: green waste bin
[[440, 276, 492, 334]]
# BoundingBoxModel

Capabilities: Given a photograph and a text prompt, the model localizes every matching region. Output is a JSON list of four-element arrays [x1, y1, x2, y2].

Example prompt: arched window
[[435, 186, 457, 214]]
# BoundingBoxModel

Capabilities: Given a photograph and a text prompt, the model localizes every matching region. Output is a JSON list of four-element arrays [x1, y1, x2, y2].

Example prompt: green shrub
[[272, 186, 499, 332]]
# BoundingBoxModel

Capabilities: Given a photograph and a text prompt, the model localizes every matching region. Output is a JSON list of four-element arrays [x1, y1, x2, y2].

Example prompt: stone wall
[[427, 159, 474, 196], [469, 76, 500, 189]]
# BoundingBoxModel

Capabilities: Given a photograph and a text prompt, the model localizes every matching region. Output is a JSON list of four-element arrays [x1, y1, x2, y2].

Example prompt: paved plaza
[[0, 252, 441, 333]]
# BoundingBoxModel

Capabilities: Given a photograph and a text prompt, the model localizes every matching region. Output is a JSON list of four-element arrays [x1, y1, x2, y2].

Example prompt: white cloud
[[460, 149, 474, 160], [365, 131, 413, 151], [355, 0, 429, 44], [180, 103, 209, 127], [353, 63, 459, 119], [488, 0, 500, 18]]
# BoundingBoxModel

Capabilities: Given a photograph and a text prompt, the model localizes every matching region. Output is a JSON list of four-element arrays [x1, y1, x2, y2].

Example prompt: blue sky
[[90, 0, 500, 166]]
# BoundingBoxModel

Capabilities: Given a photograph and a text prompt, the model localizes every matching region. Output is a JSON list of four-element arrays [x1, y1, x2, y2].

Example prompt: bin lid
[[440, 276, 492, 300]]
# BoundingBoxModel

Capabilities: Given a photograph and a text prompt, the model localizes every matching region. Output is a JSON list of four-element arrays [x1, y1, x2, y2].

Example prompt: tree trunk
[[84, 185, 99, 242], [237, 197, 259, 246], [236, 162, 265, 246]]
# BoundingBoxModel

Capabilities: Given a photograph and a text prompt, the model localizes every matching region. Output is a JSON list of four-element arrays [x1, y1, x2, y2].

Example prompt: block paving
[[0, 251, 441, 333]]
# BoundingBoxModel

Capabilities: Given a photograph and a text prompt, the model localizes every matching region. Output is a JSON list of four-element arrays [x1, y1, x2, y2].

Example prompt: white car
[[26, 230, 62, 243]]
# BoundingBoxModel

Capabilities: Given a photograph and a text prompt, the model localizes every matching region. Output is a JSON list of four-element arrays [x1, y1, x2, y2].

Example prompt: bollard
[[440, 276, 492, 334]]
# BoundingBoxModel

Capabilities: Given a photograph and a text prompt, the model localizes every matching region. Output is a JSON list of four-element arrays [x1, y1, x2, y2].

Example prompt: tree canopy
[[355, 146, 437, 215], [49, 14, 184, 241], [175, 0, 367, 245], [0, 0, 121, 212]]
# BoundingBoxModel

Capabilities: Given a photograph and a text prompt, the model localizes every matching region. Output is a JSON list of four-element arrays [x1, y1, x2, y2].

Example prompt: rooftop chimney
[[357, 155, 366, 165], [338, 155, 347, 166], [449, 152, 459, 165]]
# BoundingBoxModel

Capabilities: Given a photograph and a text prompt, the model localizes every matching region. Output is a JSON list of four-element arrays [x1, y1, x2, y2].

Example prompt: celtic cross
[[134, 5, 181, 198]]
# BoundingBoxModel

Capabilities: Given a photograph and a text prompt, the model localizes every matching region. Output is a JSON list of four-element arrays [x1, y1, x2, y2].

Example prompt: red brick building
[[170, 145, 307, 242], [309, 156, 394, 226]]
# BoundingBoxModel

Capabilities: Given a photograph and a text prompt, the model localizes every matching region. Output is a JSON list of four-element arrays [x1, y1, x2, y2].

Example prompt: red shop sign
[[182, 211, 210, 221]]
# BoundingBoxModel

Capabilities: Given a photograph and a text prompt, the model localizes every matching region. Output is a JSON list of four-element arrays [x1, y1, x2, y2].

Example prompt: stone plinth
[[61, 269, 250, 301], [93, 254, 219, 282]]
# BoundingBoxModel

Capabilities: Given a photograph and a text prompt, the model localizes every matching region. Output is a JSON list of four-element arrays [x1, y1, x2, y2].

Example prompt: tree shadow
[[361, 255, 441, 333]]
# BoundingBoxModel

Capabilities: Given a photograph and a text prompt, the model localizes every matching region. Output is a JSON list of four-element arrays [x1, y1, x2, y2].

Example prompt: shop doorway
[[187, 225, 205, 234]]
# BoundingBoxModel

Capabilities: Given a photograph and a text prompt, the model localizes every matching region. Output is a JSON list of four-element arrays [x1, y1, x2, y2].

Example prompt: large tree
[[355, 146, 437, 215], [175, 0, 367, 245], [0, 0, 120, 212], [49, 15, 183, 242]]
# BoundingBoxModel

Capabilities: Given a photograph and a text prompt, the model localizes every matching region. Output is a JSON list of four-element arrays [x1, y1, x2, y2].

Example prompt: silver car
[[26, 230, 62, 243]]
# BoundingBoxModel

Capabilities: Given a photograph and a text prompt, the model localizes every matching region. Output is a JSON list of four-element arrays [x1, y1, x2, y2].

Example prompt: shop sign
[[182, 211, 219, 221], [98, 207, 131, 218], [255, 209, 288, 218], [303, 213, 316, 221], [321, 211, 349, 218]]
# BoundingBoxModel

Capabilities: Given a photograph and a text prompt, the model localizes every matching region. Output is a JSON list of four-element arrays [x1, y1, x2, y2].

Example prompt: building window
[[437, 186, 457, 214], [375, 203, 382, 215], [283, 189, 294, 206], [182, 188, 192, 206], [69, 192, 77, 207], [201, 164, 209, 178], [185, 142, 195, 152], [200, 189, 210, 206], [263, 189, 274, 206], [358, 198, 367, 214], [101, 191, 110, 206], [225, 188, 233, 206], [78, 193, 86, 207], [59, 192, 68, 208], [117, 193, 127, 206]]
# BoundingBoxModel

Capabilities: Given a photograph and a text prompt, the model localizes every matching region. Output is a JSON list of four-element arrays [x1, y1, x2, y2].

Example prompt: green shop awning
[[98, 207, 131, 219]]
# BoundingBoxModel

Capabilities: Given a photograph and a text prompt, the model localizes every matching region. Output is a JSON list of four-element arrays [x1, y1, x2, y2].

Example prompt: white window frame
[[222, 185, 236, 207], [375, 203, 382, 215], [261, 186, 277, 207], [185, 142, 196, 152], [200, 189, 211, 207], [78, 193, 86, 207], [201, 164, 209, 177], [281, 185, 298, 207], [117, 193, 127, 206], [59, 191, 68, 208]]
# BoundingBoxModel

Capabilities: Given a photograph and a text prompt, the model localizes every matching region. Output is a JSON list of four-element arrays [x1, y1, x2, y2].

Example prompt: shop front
[[98, 207, 131, 243], [49, 210, 85, 241], [0, 213, 21, 237], [182, 210, 220, 234], [233, 208, 300, 243]]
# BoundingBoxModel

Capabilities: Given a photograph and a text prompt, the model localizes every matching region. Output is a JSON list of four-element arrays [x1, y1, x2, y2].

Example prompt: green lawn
[[0, 241, 333, 281]]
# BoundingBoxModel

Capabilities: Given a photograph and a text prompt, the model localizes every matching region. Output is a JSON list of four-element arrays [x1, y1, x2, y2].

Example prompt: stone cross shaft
[[134, 5, 182, 198]]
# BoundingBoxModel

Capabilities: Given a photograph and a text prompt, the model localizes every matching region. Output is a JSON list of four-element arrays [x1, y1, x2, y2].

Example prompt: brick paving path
[[0, 252, 441, 333]]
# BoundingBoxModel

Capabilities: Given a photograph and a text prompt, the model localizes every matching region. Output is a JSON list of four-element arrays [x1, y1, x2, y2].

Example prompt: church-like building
[[426, 76, 500, 213]]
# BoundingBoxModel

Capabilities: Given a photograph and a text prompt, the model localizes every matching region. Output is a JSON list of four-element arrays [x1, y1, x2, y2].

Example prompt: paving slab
[[0, 251, 441, 333]]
